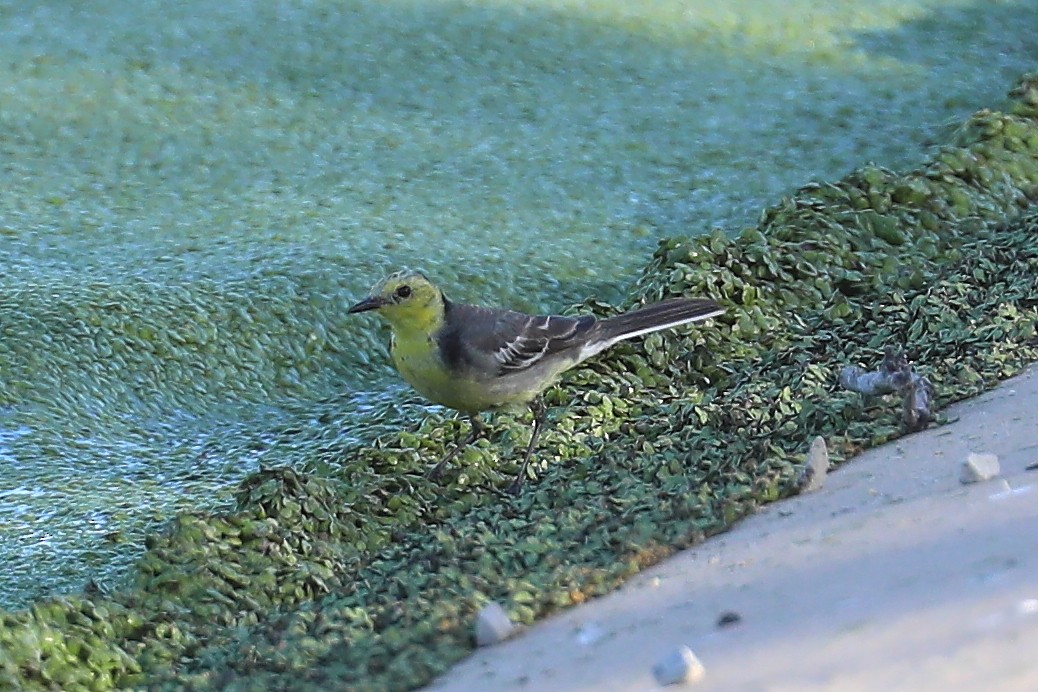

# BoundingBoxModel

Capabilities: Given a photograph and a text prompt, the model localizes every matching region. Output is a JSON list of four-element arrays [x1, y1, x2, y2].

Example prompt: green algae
[[2, 70, 1038, 690], [3, 0, 1038, 610]]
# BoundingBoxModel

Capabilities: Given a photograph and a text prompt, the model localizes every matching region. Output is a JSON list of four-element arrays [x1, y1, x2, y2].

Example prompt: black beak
[[347, 295, 388, 314]]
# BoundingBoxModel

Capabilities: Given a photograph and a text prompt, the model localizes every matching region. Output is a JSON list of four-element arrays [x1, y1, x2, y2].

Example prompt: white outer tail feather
[[575, 306, 725, 363]]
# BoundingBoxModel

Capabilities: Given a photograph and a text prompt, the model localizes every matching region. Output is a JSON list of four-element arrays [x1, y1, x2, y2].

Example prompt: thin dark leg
[[427, 414, 484, 480], [507, 399, 547, 495]]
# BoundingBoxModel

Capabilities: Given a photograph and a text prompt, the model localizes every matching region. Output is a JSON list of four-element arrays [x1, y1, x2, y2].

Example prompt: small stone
[[716, 611, 742, 628], [575, 622, 607, 646], [960, 453, 1000, 484], [652, 645, 706, 686], [1017, 599, 1038, 616], [797, 436, 829, 492], [474, 602, 516, 647]]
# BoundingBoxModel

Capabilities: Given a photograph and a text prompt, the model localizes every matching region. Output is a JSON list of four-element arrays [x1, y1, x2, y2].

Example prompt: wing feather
[[441, 303, 596, 378], [493, 315, 578, 372]]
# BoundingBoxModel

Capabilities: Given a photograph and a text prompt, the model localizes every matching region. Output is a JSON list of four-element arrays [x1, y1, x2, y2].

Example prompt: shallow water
[[1, 0, 1035, 608]]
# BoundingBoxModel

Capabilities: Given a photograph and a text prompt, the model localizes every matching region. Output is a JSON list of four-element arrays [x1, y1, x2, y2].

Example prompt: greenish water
[[0, 0, 1036, 609]]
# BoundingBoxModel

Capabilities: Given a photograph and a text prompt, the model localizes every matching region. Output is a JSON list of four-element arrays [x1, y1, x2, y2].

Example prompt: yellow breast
[[392, 330, 444, 394], [389, 328, 534, 413]]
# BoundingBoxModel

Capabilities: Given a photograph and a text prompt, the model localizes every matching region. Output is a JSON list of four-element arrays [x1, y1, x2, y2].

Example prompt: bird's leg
[[507, 398, 547, 495], [427, 413, 485, 480]]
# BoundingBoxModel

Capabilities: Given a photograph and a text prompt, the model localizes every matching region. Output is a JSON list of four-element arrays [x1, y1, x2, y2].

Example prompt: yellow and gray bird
[[348, 269, 724, 493]]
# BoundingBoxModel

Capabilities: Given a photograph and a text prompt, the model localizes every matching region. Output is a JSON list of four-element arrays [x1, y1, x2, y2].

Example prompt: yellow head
[[347, 269, 446, 332]]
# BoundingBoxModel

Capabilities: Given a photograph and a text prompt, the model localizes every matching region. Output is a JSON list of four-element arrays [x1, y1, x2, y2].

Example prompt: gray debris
[[840, 348, 935, 431], [716, 611, 742, 628]]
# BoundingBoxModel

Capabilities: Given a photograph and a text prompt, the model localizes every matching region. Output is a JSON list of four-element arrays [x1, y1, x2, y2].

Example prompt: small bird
[[348, 269, 723, 493]]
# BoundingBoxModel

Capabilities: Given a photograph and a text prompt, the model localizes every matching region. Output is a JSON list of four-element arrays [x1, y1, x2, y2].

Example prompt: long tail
[[579, 298, 724, 361]]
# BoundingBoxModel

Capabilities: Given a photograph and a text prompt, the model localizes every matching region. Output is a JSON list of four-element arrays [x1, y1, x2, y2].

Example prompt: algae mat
[[3, 0, 1038, 612], [2, 69, 1038, 689]]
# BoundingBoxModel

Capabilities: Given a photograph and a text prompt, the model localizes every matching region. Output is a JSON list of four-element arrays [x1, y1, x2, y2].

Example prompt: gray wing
[[439, 302, 597, 378]]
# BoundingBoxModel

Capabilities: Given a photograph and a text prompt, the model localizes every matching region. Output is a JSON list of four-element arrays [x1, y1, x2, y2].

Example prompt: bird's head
[[348, 269, 445, 331]]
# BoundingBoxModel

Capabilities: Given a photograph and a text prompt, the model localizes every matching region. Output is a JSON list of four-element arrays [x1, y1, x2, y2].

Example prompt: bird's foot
[[426, 414, 484, 482]]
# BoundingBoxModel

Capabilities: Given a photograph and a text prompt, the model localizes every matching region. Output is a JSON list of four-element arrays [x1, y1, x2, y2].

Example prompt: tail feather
[[578, 298, 723, 360]]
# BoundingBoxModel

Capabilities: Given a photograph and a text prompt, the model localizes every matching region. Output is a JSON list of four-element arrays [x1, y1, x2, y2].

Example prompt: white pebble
[[798, 436, 829, 492], [1018, 599, 1038, 616], [652, 645, 706, 686], [474, 602, 516, 647], [575, 622, 607, 647], [960, 452, 1001, 484]]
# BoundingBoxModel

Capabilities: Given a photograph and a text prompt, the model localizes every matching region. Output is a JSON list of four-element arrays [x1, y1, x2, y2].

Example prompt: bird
[[348, 269, 724, 494]]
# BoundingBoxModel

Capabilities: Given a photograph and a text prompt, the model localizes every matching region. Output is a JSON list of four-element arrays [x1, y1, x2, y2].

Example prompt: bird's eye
[[395, 285, 412, 299]]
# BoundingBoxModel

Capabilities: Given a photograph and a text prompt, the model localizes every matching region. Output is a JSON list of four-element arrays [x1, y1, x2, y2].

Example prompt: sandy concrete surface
[[428, 364, 1038, 691]]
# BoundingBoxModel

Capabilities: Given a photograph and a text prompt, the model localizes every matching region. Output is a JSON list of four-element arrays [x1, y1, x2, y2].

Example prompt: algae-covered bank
[[1, 0, 1038, 689]]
